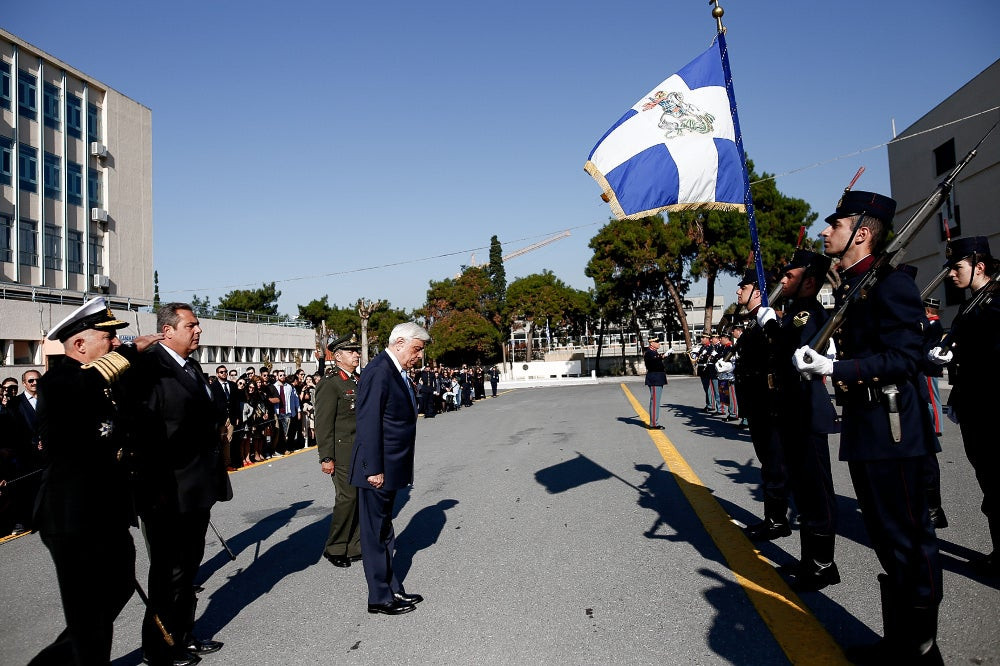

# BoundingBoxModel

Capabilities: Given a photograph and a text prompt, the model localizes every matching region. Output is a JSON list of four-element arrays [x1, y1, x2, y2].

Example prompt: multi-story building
[[0, 29, 317, 373], [887, 58, 1000, 322]]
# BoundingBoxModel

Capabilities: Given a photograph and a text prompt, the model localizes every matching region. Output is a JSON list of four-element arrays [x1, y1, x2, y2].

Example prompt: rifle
[[722, 282, 784, 362], [807, 121, 998, 357], [938, 273, 1000, 352]]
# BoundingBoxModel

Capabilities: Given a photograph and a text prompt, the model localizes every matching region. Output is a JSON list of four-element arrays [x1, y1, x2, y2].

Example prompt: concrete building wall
[[887, 58, 1000, 322]]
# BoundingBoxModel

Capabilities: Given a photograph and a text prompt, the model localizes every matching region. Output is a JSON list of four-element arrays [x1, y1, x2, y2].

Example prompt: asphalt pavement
[[2, 377, 998, 665]]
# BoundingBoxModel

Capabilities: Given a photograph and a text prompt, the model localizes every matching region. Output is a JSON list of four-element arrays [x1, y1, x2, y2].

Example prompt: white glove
[[945, 406, 959, 424], [756, 306, 777, 326], [715, 360, 734, 374], [927, 346, 952, 366], [793, 345, 833, 377], [825, 338, 837, 360], [662, 347, 674, 356]]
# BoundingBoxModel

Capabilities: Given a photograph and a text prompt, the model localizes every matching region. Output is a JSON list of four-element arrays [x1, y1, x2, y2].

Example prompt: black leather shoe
[[791, 561, 841, 592], [142, 651, 202, 666], [745, 519, 791, 541], [393, 591, 423, 605], [323, 553, 351, 568], [184, 639, 223, 654], [646, 424, 664, 430], [368, 599, 416, 615]]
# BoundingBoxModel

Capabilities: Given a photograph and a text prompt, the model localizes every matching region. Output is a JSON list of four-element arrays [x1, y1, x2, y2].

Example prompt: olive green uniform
[[315, 366, 361, 559]]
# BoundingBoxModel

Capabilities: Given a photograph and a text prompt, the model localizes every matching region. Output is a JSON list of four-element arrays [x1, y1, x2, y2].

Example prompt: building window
[[88, 168, 102, 205], [19, 144, 38, 192], [933, 139, 956, 177], [44, 82, 61, 129], [0, 61, 10, 110], [44, 223, 62, 270], [0, 135, 12, 186], [67, 230, 83, 274], [89, 234, 103, 276], [19, 219, 38, 266], [18, 69, 37, 118], [44, 152, 62, 200], [67, 162, 83, 206], [87, 103, 101, 143], [66, 94, 83, 138], [0, 215, 12, 262]]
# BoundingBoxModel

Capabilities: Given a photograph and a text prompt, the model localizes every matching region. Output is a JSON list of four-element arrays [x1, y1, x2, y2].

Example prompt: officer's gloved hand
[[825, 339, 837, 360], [927, 346, 953, 366], [756, 307, 777, 326], [662, 347, 674, 356], [715, 360, 734, 375], [793, 345, 833, 378], [945, 405, 960, 424]]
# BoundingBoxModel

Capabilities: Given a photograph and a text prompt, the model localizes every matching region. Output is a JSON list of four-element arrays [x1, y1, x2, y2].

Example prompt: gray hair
[[388, 322, 431, 346]]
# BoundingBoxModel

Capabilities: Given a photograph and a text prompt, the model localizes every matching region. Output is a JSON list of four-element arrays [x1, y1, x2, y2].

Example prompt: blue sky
[[5, 1, 998, 316]]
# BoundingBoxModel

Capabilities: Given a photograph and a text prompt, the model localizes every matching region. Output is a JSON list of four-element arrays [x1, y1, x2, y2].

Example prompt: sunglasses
[[25, 379, 39, 384]]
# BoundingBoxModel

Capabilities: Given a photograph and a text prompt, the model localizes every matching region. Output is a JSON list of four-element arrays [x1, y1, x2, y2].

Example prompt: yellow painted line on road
[[621, 384, 848, 665]]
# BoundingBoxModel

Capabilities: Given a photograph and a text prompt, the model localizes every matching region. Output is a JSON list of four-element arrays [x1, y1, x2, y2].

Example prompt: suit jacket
[[210, 379, 241, 423], [10, 392, 44, 470], [131, 345, 233, 514], [349, 350, 416, 491]]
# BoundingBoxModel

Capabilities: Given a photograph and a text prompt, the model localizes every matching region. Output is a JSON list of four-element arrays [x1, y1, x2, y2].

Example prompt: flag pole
[[710, 1, 769, 307]]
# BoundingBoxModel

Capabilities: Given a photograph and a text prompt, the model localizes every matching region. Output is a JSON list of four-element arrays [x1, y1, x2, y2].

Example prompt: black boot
[[971, 515, 1000, 574], [927, 506, 948, 529], [844, 574, 901, 664], [745, 498, 790, 541], [905, 604, 944, 664], [791, 532, 840, 592]]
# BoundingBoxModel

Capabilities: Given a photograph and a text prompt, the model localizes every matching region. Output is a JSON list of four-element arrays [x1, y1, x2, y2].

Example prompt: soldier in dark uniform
[[694, 335, 713, 410], [488, 365, 499, 397], [760, 250, 841, 591], [928, 236, 999, 574], [919, 297, 948, 529], [315, 334, 363, 568], [643, 338, 669, 429], [29, 297, 162, 666], [796, 191, 943, 663], [719, 270, 790, 541], [417, 363, 437, 419]]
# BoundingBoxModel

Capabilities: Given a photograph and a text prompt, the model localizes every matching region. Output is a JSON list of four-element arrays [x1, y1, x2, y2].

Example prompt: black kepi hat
[[943, 236, 992, 268], [781, 249, 832, 278], [737, 269, 758, 287], [47, 297, 129, 342], [824, 190, 897, 227]]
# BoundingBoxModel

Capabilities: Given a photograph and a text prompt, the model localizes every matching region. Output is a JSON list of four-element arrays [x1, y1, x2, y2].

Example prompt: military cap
[[824, 190, 897, 226], [943, 236, 992, 268], [327, 333, 361, 353], [737, 269, 759, 287], [923, 297, 940, 309], [47, 297, 129, 342], [781, 249, 832, 278]]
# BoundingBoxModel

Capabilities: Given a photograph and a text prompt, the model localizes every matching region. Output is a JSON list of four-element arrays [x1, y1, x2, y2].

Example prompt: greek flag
[[584, 43, 745, 220]]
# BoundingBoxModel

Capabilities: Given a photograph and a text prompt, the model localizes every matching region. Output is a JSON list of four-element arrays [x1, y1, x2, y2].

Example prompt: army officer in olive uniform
[[315, 334, 363, 567]]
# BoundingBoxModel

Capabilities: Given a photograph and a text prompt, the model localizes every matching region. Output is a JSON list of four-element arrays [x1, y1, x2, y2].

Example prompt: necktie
[[223, 381, 230, 398], [402, 370, 416, 410], [184, 360, 200, 383]]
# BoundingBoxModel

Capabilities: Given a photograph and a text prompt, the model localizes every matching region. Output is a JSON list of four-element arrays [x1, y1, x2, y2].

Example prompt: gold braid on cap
[[82, 351, 132, 383]]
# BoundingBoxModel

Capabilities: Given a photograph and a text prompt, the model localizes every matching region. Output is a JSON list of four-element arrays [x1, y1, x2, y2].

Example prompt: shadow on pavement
[[394, 499, 459, 581]]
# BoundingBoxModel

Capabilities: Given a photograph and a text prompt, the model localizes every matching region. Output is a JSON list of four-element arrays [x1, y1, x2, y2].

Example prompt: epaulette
[[81, 351, 131, 383]]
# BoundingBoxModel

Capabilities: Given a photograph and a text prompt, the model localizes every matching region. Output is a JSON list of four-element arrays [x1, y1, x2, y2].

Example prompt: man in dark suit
[[350, 322, 430, 615], [132, 303, 233, 666], [795, 191, 942, 663], [30, 297, 162, 666], [209, 365, 240, 469], [8, 369, 44, 535]]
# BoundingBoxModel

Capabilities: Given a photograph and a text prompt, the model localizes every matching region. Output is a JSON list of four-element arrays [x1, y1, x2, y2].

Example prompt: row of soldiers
[[714, 190, 998, 664]]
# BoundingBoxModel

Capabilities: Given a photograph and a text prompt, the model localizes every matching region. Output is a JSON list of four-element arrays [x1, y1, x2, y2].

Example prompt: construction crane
[[461, 231, 570, 275]]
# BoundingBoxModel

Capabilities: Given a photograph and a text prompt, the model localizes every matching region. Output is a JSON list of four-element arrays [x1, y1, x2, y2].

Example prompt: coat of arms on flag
[[584, 43, 745, 220]]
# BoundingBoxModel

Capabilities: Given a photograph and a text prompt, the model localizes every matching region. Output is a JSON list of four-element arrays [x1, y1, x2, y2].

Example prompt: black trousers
[[141, 508, 211, 657], [357, 486, 405, 605], [30, 529, 135, 665], [747, 414, 789, 521], [849, 457, 942, 607], [959, 410, 1000, 539], [782, 428, 836, 536]]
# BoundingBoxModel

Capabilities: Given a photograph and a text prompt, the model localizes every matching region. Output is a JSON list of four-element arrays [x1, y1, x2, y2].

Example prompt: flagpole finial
[[709, 0, 725, 33]]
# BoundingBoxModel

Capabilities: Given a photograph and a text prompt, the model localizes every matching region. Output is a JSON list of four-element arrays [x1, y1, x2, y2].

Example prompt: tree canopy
[[217, 282, 281, 315]]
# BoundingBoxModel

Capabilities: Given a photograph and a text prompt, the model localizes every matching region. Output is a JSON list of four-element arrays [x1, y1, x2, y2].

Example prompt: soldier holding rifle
[[794, 191, 943, 664], [927, 236, 1000, 575]]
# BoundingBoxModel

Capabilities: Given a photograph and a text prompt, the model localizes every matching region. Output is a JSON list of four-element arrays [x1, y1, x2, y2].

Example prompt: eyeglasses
[[25, 379, 39, 384], [217, 370, 227, 374]]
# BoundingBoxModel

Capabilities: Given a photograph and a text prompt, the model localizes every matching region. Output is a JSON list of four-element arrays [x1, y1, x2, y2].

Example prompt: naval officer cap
[[943, 236, 992, 268], [327, 333, 361, 353], [824, 190, 897, 227], [47, 297, 129, 342]]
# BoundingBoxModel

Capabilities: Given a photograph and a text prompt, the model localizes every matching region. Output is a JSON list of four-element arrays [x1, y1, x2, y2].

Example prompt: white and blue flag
[[584, 44, 745, 220]]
